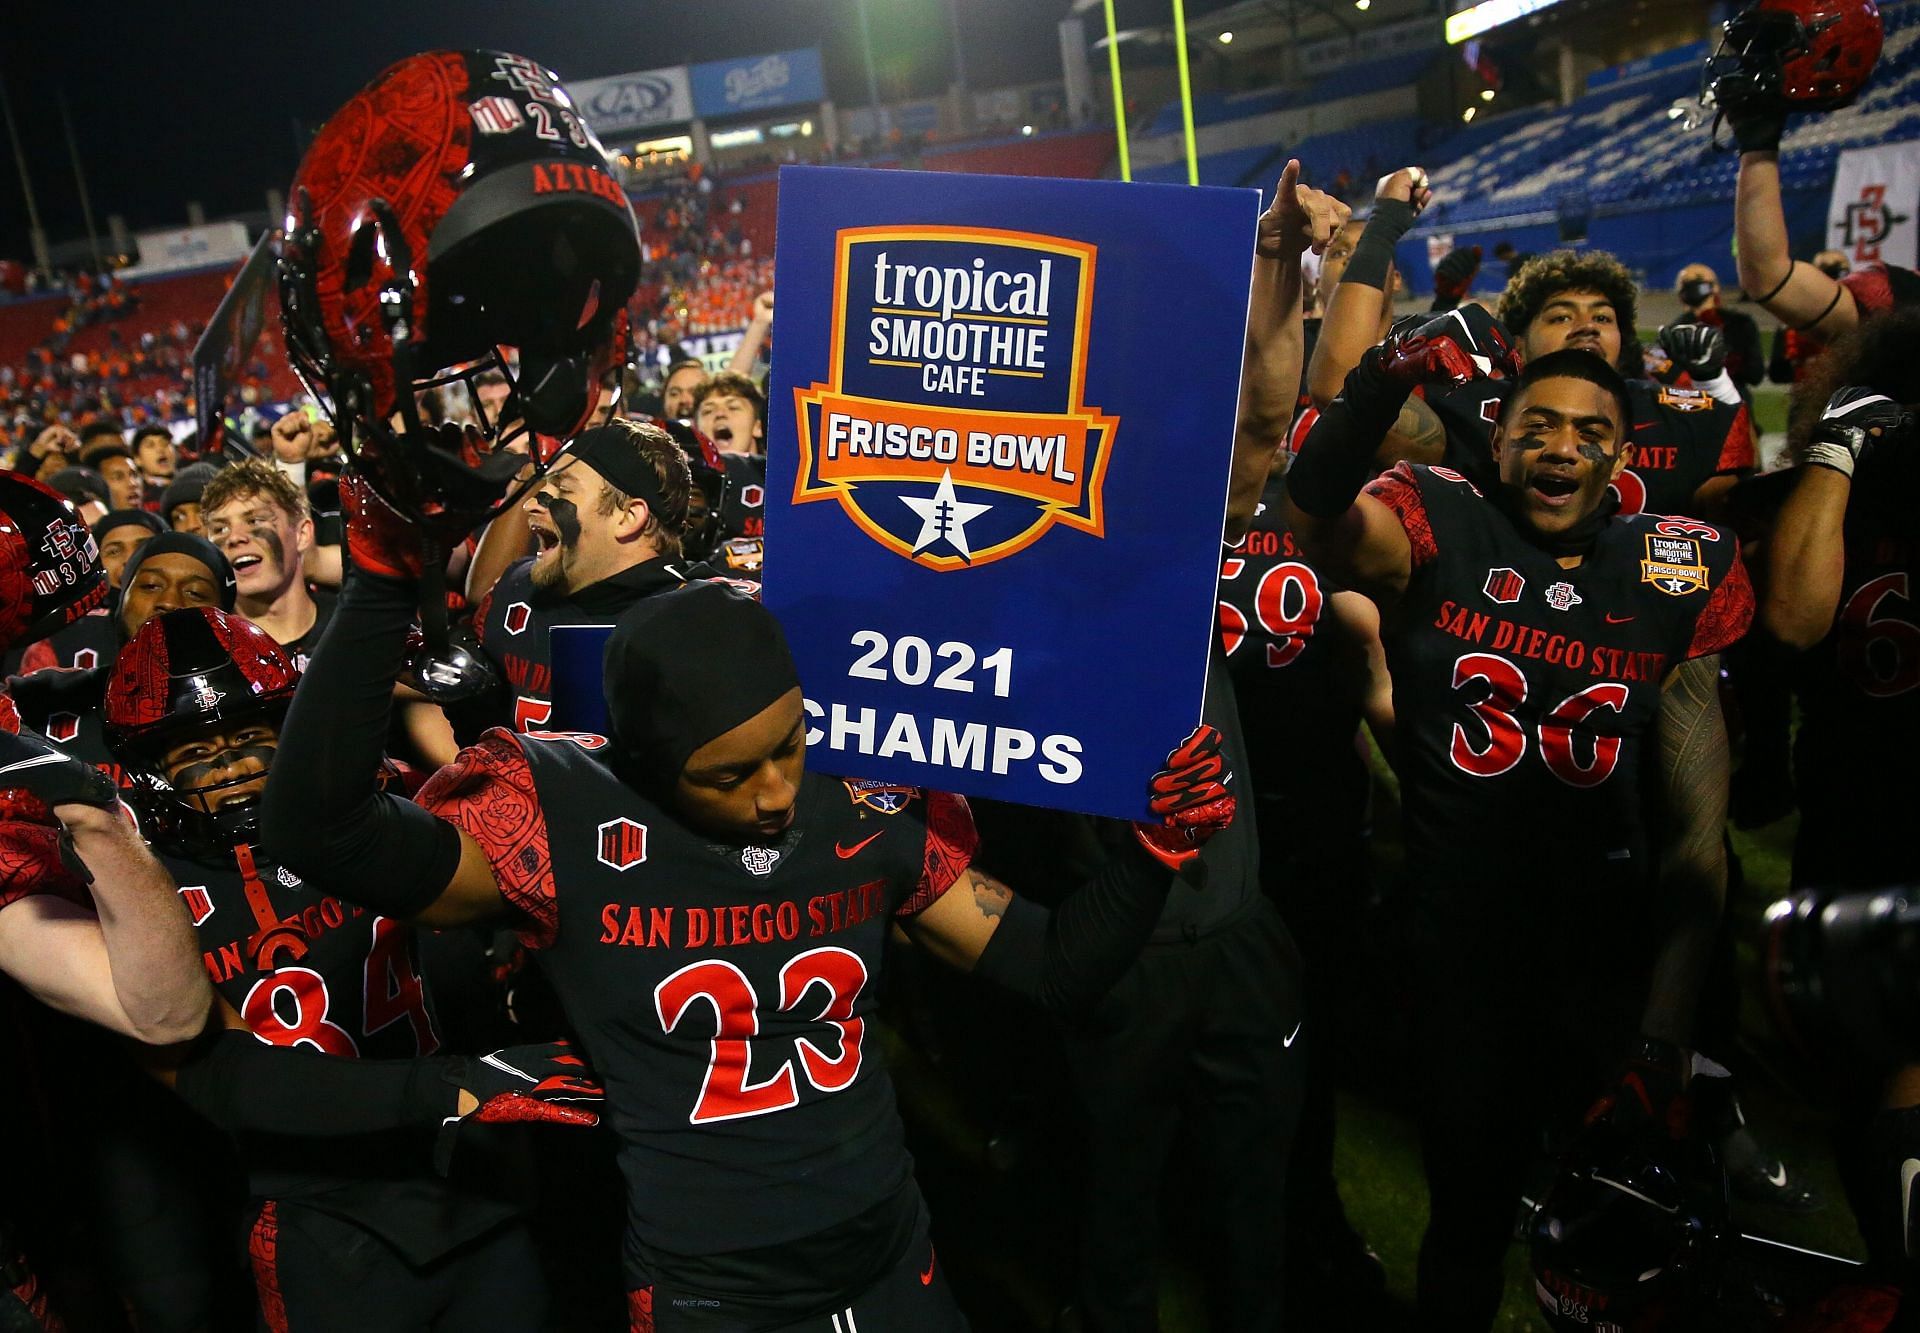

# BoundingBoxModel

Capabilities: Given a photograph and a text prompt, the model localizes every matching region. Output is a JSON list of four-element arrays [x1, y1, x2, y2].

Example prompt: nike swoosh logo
[[1605, 613, 1636, 624], [1283, 1021, 1303, 1048], [0, 752, 66, 775], [1767, 1163, 1789, 1189], [835, 832, 883, 859], [1903, 1159, 1920, 1258], [919, 1247, 936, 1286]]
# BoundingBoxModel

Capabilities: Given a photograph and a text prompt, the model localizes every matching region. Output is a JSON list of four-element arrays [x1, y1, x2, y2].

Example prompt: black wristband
[[1284, 353, 1412, 517], [1343, 198, 1417, 291]]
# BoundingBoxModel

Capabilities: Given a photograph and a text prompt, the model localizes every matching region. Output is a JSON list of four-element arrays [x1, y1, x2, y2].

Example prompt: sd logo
[[792, 227, 1118, 570]]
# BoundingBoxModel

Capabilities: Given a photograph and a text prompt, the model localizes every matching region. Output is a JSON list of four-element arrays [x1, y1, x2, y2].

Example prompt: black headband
[[566, 424, 669, 518]]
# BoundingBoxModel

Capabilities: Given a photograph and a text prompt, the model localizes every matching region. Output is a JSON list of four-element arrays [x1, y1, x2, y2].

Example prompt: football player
[[9, 532, 236, 780], [1285, 341, 1752, 1328], [468, 419, 708, 737], [103, 606, 594, 1329], [1758, 307, 1920, 1316], [1319, 236, 1755, 523], [266, 491, 1234, 1330], [1713, 0, 1906, 338], [0, 475, 213, 1046], [0, 472, 215, 1329], [974, 159, 1340, 1332]]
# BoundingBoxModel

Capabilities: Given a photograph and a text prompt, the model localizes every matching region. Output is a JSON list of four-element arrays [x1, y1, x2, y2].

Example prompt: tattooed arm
[[1379, 395, 1449, 467], [1640, 655, 1730, 1047], [906, 843, 1174, 1017]]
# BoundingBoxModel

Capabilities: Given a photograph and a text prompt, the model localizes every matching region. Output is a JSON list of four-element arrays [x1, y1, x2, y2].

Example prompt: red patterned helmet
[[104, 607, 300, 850], [0, 470, 107, 655], [1708, 0, 1883, 112], [279, 51, 640, 534]]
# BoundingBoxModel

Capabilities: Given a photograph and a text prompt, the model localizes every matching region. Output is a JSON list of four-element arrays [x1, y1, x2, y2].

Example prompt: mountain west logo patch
[[792, 226, 1119, 570], [1642, 535, 1709, 595]]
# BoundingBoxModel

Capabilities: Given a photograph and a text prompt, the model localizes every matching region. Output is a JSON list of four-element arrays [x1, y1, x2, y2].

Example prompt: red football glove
[[1375, 305, 1521, 389], [1584, 1035, 1691, 1141], [342, 472, 429, 582], [1132, 724, 1236, 870], [436, 1040, 604, 1172]]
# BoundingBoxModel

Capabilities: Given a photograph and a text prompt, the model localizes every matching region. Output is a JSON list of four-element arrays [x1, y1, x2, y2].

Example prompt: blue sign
[[764, 165, 1256, 821], [690, 48, 825, 119]]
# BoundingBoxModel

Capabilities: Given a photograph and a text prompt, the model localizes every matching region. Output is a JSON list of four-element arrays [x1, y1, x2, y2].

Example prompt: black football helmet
[[0, 470, 106, 655], [1531, 1126, 1732, 1332], [279, 51, 641, 536], [103, 607, 299, 851], [1763, 885, 1920, 1072]]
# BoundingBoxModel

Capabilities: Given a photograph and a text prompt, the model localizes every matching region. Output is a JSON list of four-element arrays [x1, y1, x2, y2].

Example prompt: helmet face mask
[[105, 608, 300, 854], [278, 50, 641, 534]]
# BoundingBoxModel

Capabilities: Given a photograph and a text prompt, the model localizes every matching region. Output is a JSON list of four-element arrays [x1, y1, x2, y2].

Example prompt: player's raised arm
[[261, 478, 509, 927], [903, 727, 1235, 1016], [1227, 160, 1348, 544], [1307, 169, 1424, 398], [1285, 306, 1517, 597], [1765, 388, 1911, 647], [1713, 6, 1881, 337], [0, 736, 212, 1044]]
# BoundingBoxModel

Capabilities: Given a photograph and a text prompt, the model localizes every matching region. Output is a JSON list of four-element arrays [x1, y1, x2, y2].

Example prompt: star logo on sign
[[900, 469, 992, 563]]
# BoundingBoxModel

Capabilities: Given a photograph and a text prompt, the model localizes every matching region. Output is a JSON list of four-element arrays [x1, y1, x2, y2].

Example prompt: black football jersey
[[165, 841, 440, 1060], [159, 841, 520, 1262], [1791, 450, 1920, 886], [420, 730, 975, 1286], [1365, 462, 1750, 891], [1219, 474, 1367, 836], [1426, 378, 1753, 519], [279, 585, 336, 673], [473, 556, 699, 733], [719, 452, 766, 540]]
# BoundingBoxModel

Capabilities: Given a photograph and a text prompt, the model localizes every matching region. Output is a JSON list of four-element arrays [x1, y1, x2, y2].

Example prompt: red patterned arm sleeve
[[895, 791, 979, 919], [1363, 461, 1440, 569], [0, 820, 89, 912], [1716, 405, 1756, 475], [416, 729, 558, 948], [1687, 545, 1756, 659]]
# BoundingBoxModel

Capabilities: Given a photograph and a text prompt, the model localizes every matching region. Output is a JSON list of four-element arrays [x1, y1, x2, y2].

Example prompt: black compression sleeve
[[1283, 352, 1412, 516], [172, 1030, 454, 1136], [1343, 198, 1416, 291], [259, 572, 461, 915], [970, 840, 1174, 1018]]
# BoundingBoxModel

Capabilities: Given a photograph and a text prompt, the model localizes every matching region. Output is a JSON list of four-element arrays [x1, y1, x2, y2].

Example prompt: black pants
[[247, 1201, 545, 1332], [639, 1204, 968, 1333], [1063, 900, 1306, 1333], [1407, 892, 1642, 1330]]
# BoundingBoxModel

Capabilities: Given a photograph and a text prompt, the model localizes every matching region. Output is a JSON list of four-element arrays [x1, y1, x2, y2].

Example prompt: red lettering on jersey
[[599, 904, 675, 947], [1434, 600, 1494, 645], [806, 879, 889, 936]]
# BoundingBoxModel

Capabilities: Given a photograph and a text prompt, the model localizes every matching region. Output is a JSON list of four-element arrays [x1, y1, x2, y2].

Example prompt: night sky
[[0, 0, 1235, 258]]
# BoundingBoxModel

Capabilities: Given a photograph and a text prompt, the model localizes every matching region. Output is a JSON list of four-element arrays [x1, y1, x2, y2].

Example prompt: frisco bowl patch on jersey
[[791, 226, 1118, 570]]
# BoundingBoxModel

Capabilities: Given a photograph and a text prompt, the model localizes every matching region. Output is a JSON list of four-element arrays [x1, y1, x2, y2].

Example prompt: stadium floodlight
[[1446, 0, 1565, 45], [1462, 105, 1477, 121], [1355, 0, 1371, 10], [1219, 30, 1234, 42], [1481, 88, 1496, 101]]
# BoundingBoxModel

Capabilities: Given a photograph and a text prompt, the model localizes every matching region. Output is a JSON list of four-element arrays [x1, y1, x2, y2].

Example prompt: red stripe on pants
[[248, 1201, 288, 1333]]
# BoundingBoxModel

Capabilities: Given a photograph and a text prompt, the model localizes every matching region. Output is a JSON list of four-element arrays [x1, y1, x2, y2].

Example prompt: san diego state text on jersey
[[165, 845, 439, 1059]]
